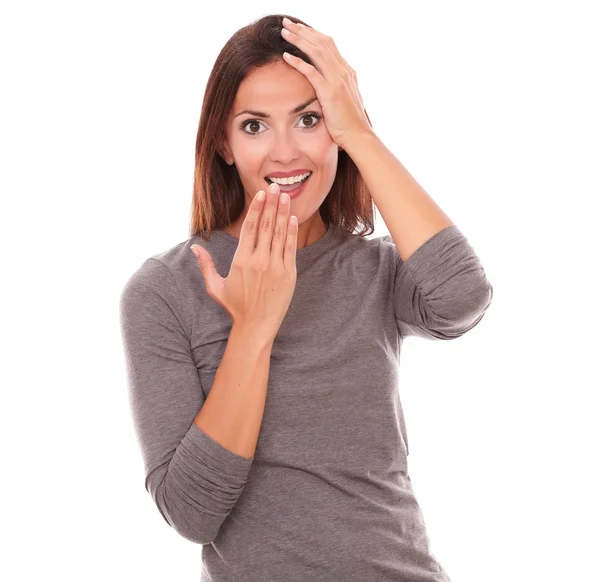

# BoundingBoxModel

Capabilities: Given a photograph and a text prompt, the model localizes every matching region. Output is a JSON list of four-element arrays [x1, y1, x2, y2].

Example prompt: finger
[[283, 214, 298, 273], [238, 188, 266, 256], [255, 182, 281, 259], [291, 21, 358, 94], [302, 23, 351, 73], [269, 191, 290, 262], [281, 20, 344, 77]]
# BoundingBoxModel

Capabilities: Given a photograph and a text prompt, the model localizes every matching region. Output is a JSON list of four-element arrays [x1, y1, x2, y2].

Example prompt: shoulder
[[120, 234, 234, 337], [119, 238, 196, 329], [121, 239, 191, 298], [340, 227, 401, 268]]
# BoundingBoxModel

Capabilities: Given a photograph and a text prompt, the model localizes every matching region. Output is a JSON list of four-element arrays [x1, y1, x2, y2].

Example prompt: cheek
[[230, 146, 264, 176], [310, 143, 339, 198], [320, 141, 339, 176], [231, 132, 336, 174], [305, 135, 337, 168]]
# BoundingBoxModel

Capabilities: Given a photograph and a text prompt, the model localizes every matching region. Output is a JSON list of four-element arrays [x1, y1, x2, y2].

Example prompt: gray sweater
[[119, 222, 493, 581]]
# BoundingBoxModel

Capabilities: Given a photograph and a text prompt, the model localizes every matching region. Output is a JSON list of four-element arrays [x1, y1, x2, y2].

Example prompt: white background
[[2, 1, 598, 581]]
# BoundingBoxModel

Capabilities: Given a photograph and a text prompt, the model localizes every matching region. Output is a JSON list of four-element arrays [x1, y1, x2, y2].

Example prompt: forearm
[[194, 324, 274, 460], [344, 131, 454, 262]]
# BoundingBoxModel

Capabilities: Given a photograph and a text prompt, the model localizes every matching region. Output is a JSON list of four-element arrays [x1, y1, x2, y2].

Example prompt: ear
[[218, 138, 235, 165]]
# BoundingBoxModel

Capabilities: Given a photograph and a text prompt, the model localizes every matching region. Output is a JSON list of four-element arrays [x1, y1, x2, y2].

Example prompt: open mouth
[[264, 172, 312, 192]]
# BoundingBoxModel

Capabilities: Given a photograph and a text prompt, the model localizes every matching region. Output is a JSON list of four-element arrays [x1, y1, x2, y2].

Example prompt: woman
[[119, 13, 493, 582]]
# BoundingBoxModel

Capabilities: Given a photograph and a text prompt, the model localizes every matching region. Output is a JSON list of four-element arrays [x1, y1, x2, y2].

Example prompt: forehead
[[233, 61, 316, 113]]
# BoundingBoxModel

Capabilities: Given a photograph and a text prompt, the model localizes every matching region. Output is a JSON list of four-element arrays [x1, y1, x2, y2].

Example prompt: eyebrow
[[233, 97, 319, 119]]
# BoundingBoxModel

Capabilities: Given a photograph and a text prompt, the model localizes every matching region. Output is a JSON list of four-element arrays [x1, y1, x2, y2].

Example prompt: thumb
[[190, 244, 216, 286], [191, 244, 227, 312]]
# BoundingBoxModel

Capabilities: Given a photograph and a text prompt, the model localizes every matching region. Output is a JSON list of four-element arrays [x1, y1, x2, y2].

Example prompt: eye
[[240, 112, 322, 136]]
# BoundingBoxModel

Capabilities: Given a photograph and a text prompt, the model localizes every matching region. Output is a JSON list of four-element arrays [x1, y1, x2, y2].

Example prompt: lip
[[265, 173, 312, 200], [265, 169, 312, 179]]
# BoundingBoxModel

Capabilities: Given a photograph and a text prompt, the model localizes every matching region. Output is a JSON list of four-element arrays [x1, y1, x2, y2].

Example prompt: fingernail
[[190, 245, 199, 258]]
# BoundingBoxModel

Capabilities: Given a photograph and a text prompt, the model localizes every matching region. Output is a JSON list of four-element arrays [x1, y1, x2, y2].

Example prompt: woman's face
[[220, 59, 339, 237]]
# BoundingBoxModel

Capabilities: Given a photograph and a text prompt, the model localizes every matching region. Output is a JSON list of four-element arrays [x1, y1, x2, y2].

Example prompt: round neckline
[[206, 222, 338, 263]]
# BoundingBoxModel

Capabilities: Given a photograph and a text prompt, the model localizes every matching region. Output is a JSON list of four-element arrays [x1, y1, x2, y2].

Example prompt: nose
[[269, 130, 300, 164]]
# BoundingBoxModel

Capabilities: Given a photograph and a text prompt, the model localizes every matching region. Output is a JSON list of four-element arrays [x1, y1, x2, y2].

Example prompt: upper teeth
[[268, 172, 311, 185]]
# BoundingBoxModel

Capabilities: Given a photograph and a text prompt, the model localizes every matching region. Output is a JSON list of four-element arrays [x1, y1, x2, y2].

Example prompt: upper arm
[[119, 257, 253, 544], [388, 226, 494, 341], [119, 258, 203, 482]]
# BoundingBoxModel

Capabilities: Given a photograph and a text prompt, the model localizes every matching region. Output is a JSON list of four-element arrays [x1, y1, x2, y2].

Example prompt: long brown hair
[[190, 13, 376, 241]]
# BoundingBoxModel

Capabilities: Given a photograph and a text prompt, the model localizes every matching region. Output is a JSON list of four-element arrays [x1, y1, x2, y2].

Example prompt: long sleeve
[[387, 224, 493, 340], [118, 257, 254, 545]]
